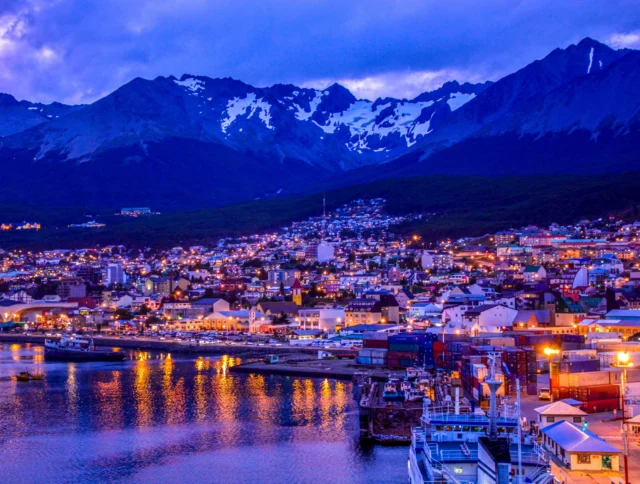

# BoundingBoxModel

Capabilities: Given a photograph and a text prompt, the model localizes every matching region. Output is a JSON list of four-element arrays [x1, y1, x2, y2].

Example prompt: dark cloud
[[0, 0, 638, 103]]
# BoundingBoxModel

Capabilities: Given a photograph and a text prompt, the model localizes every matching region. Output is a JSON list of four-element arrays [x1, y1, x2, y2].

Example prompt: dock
[[0, 334, 358, 358], [230, 357, 402, 381]]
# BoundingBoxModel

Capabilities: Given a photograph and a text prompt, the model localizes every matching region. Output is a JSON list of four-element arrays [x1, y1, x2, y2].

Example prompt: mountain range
[[0, 37, 638, 211]]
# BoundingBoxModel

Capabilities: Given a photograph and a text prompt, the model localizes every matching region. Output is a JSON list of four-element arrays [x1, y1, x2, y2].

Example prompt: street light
[[544, 347, 560, 403], [613, 351, 633, 484]]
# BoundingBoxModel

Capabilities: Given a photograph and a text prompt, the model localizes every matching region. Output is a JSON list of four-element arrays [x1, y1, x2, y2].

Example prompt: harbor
[[0, 342, 408, 483]]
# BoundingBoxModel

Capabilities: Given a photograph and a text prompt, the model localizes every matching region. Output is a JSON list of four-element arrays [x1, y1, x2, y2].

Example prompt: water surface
[[0, 343, 405, 483]]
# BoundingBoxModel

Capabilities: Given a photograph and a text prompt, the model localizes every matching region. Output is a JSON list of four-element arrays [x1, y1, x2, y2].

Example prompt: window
[[547, 417, 555, 423], [573, 417, 582, 423], [578, 454, 591, 464]]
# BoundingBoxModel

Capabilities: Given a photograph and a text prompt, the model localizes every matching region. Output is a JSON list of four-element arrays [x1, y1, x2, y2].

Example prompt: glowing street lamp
[[544, 347, 560, 403], [613, 352, 633, 484]]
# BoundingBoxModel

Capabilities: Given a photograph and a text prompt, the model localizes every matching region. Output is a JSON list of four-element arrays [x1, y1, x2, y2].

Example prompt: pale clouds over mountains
[[0, 0, 638, 104]]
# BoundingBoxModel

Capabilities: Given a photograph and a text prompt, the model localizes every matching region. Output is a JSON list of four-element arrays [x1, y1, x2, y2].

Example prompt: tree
[[114, 309, 134, 321], [139, 304, 151, 315]]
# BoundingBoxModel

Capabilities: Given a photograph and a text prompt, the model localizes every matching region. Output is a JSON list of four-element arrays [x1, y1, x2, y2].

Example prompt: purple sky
[[1, 0, 639, 104]]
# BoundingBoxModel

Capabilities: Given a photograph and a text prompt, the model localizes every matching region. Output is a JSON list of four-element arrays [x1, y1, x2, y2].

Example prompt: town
[[2, 198, 640, 482]]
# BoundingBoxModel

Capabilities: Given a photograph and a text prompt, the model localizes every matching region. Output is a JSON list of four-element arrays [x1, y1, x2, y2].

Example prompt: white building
[[297, 308, 345, 332], [103, 264, 127, 286], [421, 250, 454, 270]]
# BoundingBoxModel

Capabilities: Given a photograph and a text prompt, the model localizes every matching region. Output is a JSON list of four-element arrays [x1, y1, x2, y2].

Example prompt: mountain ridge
[[0, 37, 638, 210]]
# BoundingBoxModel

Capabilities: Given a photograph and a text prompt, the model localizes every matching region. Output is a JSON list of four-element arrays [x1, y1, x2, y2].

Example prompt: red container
[[581, 398, 619, 414], [363, 340, 388, 349], [433, 342, 446, 351], [387, 351, 418, 360], [552, 387, 570, 400]]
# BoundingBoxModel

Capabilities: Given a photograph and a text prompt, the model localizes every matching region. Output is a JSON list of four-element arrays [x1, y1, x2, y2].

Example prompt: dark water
[[0, 343, 405, 483]]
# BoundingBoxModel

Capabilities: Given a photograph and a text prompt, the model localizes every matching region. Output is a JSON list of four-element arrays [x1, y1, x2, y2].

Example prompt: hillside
[[3, 172, 640, 250]]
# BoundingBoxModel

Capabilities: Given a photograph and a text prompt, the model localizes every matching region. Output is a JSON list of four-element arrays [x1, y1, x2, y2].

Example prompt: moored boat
[[45, 335, 126, 362]]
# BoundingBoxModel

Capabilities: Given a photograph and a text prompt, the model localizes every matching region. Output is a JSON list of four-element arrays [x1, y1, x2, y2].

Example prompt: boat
[[263, 354, 280, 364], [408, 354, 552, 483], [45, 335, 126, 362], [13, 370, 44, 382], [14, 371, 31, 382]]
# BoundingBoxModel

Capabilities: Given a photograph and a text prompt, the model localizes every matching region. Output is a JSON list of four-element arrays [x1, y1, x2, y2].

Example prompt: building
[[56, 278, 87, 300], [75, 265, 102, 285], [345, 299, 383, 326], [305, 241, 334, 263], [534, 401, 587, 431], [297, 308, 345, 332], [421, 250, 454, 270], [203, 308, 263, 332], [103, 264, 127, 286], [523, 265, 547, 283], [267, 269, 301, 286], [291, 279, 302, 306], [121, 207, 151, 216], [541, 420, 621, 479], [494, 231, 515, 244]]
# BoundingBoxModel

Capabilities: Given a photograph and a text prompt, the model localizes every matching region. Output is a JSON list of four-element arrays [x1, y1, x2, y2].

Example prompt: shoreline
[[0, 333, 352, 355], [0, 333, 395, 381]]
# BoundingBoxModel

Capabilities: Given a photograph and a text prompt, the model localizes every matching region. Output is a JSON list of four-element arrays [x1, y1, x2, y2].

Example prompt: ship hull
[[45, 347, 126, 362]]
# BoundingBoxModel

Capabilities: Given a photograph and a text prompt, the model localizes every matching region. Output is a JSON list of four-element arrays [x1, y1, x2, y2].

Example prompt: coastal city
[[1, 198, 640, 482]]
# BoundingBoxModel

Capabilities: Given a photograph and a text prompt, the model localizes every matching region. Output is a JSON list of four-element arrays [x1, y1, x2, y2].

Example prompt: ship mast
[[485, 352, 502, 441]]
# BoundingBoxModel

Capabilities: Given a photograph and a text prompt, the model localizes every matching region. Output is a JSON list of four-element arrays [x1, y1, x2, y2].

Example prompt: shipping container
[[581, 398, 619, 414], [363, 339, 388, 349], [552, 359, 600, 374]]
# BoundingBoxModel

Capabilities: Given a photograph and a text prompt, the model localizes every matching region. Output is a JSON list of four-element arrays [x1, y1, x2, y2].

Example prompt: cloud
[[0, 0, 637, 104], [608, 31, 640, 49], [303, 69, 489, 101]]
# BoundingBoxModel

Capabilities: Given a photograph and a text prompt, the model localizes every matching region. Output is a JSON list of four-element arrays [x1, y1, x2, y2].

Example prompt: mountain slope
[[0, 37, 637, 210]]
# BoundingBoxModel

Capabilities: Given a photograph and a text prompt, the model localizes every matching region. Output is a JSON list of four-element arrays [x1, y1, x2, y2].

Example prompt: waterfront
[[0, 343, 406, 484]]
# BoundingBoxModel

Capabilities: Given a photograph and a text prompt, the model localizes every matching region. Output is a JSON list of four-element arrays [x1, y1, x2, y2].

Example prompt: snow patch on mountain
[[447, 92, 476, 111], [313, 99, 435, 148], [294, 91, 326, 121], [174, 77, 205, 93], [588, 47, 594, 74], [221, 93, 274, 132]]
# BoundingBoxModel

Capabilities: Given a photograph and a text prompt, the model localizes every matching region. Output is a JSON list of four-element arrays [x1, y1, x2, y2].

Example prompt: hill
[[3, 172, 640, 250]]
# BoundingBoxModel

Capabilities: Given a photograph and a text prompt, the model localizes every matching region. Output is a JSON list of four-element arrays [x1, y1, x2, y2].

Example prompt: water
[[0, 343, 406, 483]]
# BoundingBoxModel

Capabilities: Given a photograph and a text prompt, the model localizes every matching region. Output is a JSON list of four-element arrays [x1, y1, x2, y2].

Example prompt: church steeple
[[291, 278, 302, 306]]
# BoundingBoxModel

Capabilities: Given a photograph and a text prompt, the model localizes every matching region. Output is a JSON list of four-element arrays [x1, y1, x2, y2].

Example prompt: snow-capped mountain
[[0, 37, 638, 209]]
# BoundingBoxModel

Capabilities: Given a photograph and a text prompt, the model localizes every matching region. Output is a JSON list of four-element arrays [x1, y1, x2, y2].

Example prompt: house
[[393, 288, 415, 309], [144, 276, 179, 295], [461, 304, 517, 330], [256, 301, 299, 318], [523, 265, 547, 283], [191, 298, 230, 314], [541, 421, 621, 478], [534, 401, 587, 431], [512, 310, 552, 329], [345, 299, 383, 326]]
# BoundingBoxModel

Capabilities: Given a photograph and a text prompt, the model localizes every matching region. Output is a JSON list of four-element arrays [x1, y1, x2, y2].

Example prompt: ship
[[355, 369, 436, 443], [45, 335, 127, 362], [408, 353, 552, 483]]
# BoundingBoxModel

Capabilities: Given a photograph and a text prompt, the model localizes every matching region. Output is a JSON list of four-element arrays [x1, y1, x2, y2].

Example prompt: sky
[[0, 0, 639, 104]]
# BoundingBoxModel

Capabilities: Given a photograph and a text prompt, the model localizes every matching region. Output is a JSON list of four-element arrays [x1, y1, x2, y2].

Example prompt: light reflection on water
[[0, 343, 405, 483]]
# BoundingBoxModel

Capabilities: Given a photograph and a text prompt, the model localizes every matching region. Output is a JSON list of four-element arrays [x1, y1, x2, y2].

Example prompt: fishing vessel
[[45, 335, 126, 362], [14, 371, 44, 381], [408, 354, 552, 483]]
